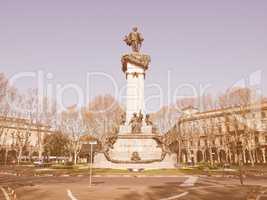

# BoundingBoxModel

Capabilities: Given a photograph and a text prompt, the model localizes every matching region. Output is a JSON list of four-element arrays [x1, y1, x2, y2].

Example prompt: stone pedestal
[[94, 134, 177, 169], [119, 124, 152, 135], [94, 152, 177, 169]]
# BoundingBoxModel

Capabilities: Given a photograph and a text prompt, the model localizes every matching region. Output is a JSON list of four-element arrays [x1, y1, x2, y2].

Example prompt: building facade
[[0, 116, 52, 163], [165, 103, 267, 165]]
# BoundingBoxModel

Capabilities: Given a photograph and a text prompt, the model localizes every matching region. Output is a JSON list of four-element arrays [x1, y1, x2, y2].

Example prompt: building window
[[198, 141, 200, 146]]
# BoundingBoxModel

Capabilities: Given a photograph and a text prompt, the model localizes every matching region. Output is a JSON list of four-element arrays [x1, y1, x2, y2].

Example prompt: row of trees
[[1, 71, 265, 166], [0, 73, 58, 164], [0, 73, 123, 164], [173, 87, 266, 185], [166, 87, 266, 162]]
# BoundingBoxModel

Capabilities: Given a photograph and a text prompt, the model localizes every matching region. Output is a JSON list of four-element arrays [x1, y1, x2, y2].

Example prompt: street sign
[[89, 141, 97, 145], [88, 140, 97, 188]]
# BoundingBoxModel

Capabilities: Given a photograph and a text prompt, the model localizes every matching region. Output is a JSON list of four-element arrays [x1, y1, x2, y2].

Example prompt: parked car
[[33, 160, 52, 167], [33, 160, 44, 167]]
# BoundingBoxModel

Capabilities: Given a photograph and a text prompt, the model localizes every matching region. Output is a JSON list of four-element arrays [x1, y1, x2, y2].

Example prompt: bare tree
[[0, 78, 30, 165], [218, 87, 260, 185], [219, 87, 256, 166], [0, 74, 14, 147], [10, 93, 31, 164], [61, 106, 84, 165], [43, 131, 69, 160], [25, 89, 57, 160], [150, 105, 179, 134], [82, 95, 124, 142], [0, 74, 23, 164]]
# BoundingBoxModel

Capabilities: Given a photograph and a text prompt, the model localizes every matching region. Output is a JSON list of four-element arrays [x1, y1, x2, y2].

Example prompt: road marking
[[0, 187, 10, 200], [256, 194, 267, 200], [67, 189, 78, 200], [160, 192, 189, 200], [180, 176, 198, 187]]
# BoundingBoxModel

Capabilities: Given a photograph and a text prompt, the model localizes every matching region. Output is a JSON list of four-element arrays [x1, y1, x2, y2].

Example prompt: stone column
[[262, 148, 266, 163], [234, 153, 238, 164], [254, 150, 258, 164], [216, 149, 219, 163], [125, 63, 145, 123], [202, 150, 205, 162], [194, 150, 197, 165], [226, 150, 230, 164], [242, 150, 246, 164], [182, 152, 186, 163]]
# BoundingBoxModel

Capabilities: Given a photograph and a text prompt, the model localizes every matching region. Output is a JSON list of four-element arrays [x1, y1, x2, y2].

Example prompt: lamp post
[[89, 140, 97, 188]]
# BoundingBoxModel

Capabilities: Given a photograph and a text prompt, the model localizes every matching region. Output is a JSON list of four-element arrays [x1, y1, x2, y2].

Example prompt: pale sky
[[1, 0, 267, 112]]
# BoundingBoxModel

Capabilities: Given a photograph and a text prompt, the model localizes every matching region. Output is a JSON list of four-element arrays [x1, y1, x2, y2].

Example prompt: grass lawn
[[2, 163, 266, 177], [46, 164, 206, 176]]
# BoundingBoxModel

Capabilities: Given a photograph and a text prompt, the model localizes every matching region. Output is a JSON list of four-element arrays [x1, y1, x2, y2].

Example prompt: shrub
[[65, 161, 74, 166], [51, 164, 73, 169]]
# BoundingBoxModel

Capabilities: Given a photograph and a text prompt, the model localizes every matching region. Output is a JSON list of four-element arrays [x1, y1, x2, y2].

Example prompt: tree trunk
[[18, 148, 23, 165], [74, 152, 77, 165], [177, 141, 181, 164], [248, 149, 255, 167], [38, 147, 43, 160], [4, 149, 8, 165], [69, 152, 72, 162], [238, 153, 244, 185], [178, 140, 181, 164], [226, 149, 230, 164], [209, 147, 213, 166]]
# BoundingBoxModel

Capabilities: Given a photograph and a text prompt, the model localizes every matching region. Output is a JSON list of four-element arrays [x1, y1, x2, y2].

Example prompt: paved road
[[0, 174, 266, 200], [0, 188, 7, 200]]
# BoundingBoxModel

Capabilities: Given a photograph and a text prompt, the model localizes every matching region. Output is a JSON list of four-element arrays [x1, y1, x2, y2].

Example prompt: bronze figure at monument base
[[131, 151, 141, 161]]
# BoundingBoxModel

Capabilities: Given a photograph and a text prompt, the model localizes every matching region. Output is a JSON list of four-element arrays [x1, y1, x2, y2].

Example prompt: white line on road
[[0, 187, 10, 200], [67, 189, 79, 200], [256, 194, 267, 200], [160, 192, 189, 200], [180, 176, 198, 187]]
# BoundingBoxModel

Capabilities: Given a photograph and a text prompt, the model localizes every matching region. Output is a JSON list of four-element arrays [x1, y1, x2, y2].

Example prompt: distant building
[[165, 102, 267, 165], [0, 116, 52, 163]]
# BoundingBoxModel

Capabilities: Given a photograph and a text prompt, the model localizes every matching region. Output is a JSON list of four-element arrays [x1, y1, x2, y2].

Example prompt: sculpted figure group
[[129, 111, 153, 133]]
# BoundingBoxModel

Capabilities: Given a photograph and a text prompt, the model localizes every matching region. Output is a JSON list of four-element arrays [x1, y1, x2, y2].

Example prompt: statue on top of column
[[123, 27, 144, 53], [121, 27, 151, 73]]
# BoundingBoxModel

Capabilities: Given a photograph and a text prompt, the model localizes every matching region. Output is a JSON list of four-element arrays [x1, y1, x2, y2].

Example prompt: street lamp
[[89, 140, 97, 188]]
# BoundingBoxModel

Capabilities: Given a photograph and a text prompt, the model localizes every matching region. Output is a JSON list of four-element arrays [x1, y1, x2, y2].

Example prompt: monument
[[94, 27, 177, 169]]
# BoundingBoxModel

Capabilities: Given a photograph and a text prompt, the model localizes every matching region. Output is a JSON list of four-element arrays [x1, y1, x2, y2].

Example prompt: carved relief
[[131, 151, 141, 161]]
